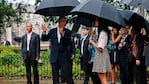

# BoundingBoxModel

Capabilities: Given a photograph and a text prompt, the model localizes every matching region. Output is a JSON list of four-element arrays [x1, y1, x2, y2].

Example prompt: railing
[[0, 47, 148, 83], [0, 49, 84, 80]]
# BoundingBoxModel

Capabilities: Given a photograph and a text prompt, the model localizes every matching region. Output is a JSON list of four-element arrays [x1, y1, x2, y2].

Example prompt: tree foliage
[[0, 0, 16, 28], [0, 0, 27, 37], [35, 0, 42, 7]]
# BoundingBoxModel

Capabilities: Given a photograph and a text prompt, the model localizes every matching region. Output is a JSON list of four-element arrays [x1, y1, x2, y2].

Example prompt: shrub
[[0, 46, 83, 79]]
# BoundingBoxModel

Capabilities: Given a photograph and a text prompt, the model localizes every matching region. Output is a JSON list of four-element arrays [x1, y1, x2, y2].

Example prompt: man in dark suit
[[41, 16, 74, 84], [1, 36, 10, 46], [60, 32, 75, 83], [79, 26, 99, 84], [21, 23, 40, 84], [118, 27, 132, 84]]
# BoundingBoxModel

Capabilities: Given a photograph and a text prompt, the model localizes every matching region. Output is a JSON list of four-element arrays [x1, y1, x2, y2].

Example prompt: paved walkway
[[1, 79, 90, 84], [1, 79, 121, 84]]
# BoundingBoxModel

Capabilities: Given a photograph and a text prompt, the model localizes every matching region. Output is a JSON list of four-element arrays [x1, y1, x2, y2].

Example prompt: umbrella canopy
[[120, 0, 149, 11], [119, 10, 134, 24], [119, 10, 149, 31], [13, 37, 22, 42], [139, 0, 149, 11], [72, 15, 95, 27], [71, 0, 125, 26], [35, 0, 80, 16], [120, 0, 142, 7]]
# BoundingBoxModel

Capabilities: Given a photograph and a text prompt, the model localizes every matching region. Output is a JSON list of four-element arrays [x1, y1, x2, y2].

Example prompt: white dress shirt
[[3, 41, 6, 46], [97, 31, 108, 49], [118, 34, 128, 49], [27, 32, 32, 51], [57, 27, 61, 43], [81, 34, 88, 55]]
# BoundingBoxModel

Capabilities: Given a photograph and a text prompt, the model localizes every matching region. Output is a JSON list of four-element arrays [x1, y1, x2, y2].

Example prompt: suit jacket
[[79, 35, 92, 71], [118, 35, 132, 67], [3, 40, 10, 46], [21, 32, 40, 60], [145, 44, 149, 66], [41, 28, 73, 63], [135, 34, 144, 60], [67, 36, 75, 62]]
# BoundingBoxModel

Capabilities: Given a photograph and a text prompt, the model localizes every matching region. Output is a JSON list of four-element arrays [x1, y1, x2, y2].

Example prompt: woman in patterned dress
[[90, 24, 111, 84]]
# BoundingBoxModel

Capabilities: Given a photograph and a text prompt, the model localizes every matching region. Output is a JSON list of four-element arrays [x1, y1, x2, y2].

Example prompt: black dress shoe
[[60, 80, 66, 83]]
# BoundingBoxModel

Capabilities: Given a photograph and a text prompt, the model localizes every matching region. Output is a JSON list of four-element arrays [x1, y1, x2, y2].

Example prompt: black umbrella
[[119, 10, 133, 21], [13, 37, 22, 43], [139, 0, 149, 11], [119, 10, 149, 31], [120, 0, 149, 11], [72, 15, 96, 27], [120, 0, 142, 7], [71, 0, 125, 26], [119, 10, 135, 25], [35, 0, 79, 16]]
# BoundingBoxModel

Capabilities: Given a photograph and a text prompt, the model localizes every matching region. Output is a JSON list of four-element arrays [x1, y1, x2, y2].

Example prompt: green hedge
[[0, 46, 83, 79]]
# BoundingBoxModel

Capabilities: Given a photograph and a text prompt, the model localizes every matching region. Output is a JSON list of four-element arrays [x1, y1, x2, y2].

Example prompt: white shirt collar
[[83, 34, 88, 40], [27, 32, 32, 36], [122, 34, 128, 39], [3, 41, 6, 45], [57, 27, 61, 43]]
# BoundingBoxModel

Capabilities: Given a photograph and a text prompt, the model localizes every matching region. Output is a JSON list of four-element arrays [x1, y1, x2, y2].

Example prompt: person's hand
[[59, 28, 65, 36], [136, 60, 140, 66], [71, 55, 75, 60], [35, 57, 39, 62], [41, 24, 47, 32], [88, 44, 92, 48], [121, 39, 126, 45], [122, 41, 126, 45], [88, 61, 92, 64], [111, 31, 114, 35], [141, 28, 147, 36], [128, 26, 132, 35], [89, 39, 94, 44], [38, 59, 42, 63], [118, 34, 123, 38]]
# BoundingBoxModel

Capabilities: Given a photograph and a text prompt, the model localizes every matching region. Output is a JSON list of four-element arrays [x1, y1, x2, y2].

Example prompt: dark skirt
[[109, 50, 119, 64]]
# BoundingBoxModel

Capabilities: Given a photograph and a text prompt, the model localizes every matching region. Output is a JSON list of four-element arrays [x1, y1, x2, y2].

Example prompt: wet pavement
[[0, 79, 91, 84], [1, 79, 121, 84]]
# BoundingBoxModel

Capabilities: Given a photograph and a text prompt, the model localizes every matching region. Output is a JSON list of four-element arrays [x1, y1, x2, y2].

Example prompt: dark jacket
[[135, 34, 144, 60], [2, 40, 10, 46], [41, 28, 73, 63], [79, 35, 92, 71], [21, 32, 40, 60], [118, 35, 132, 67]]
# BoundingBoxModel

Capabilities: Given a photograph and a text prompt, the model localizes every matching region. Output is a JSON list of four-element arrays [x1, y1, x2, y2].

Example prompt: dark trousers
[[92, 72, 101, 84], [128, 61, 134, 84], [60, 61, 73, 83], [83, 64, 101, 84], [24, 56, 39, 84], [60, 69, 66, 83], [51, 61, 74, 84], [134, 57, 147, 84], [120, 65, 130, 84]]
